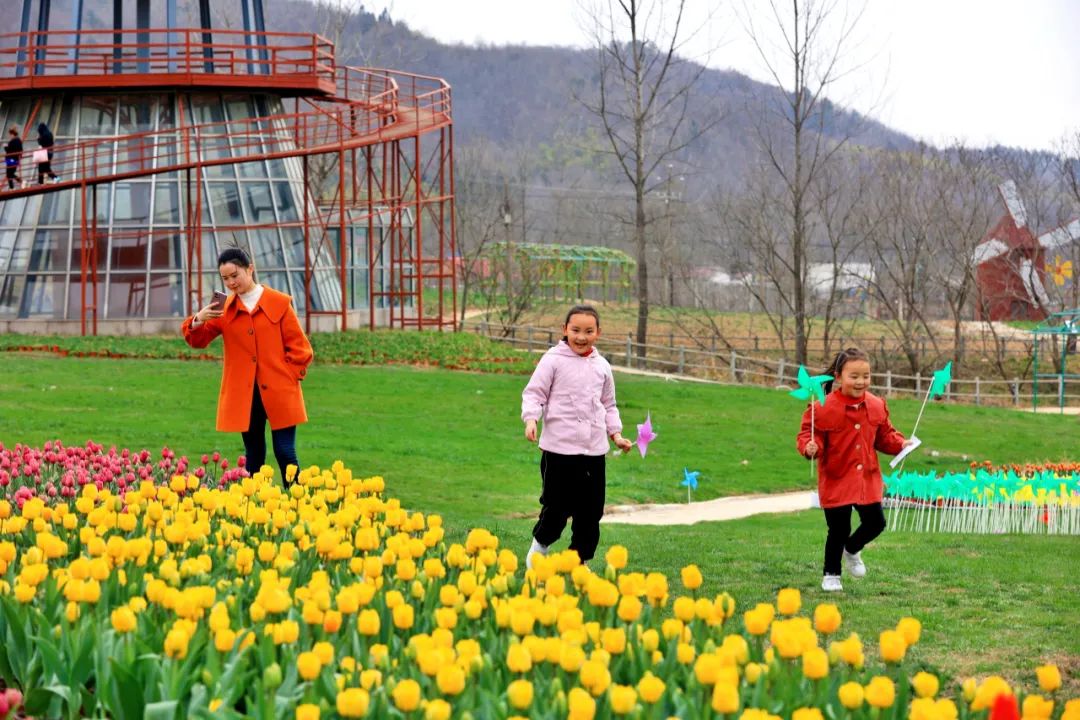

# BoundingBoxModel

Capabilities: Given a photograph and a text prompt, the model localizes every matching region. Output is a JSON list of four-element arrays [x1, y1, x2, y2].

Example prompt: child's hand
[[524, 419, 538, 443], [612, 434, 633, 454], [902, 438, 916, 448], [804, 440, 819, 458]]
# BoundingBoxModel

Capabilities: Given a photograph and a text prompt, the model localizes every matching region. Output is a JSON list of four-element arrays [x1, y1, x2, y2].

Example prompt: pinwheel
[[681, 468, 700, 503], [790, 365, 832, 478], [899, 362, 952, 471], [635, 413, 657, 458]]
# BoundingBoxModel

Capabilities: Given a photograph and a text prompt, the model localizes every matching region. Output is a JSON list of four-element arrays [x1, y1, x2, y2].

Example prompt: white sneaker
[[843, 550, 866, 578], [821, 574, 843, 592], [525, 538, 548, 570]]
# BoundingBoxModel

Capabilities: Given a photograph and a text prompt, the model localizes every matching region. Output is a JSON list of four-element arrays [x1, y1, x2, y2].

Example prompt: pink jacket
[[796, 389, 906, 508], [521, 341, 623, 456]]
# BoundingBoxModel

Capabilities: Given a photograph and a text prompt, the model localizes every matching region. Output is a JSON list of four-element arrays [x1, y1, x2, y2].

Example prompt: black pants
[[241, 385, 299, 485], [823, 502, 886, 575], [6, 165, 17, 189], [37, 157, 56, 184], [532, 450, 606, 562]]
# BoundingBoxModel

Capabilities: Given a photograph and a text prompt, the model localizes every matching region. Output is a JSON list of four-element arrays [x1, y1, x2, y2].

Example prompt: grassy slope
[[1, 355, 1078, 690]]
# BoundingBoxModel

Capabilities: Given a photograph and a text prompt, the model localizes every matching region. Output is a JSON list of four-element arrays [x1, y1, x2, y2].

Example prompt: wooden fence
[[467, 322, 1080, 409]]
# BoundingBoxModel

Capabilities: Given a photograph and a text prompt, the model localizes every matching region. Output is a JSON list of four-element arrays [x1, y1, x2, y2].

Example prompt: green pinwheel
[[789, 365, 832, 405], [929, 361, 952, 399]]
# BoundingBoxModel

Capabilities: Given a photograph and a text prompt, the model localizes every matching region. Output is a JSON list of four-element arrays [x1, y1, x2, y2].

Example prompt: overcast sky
[[372, 0, 1080, 153]]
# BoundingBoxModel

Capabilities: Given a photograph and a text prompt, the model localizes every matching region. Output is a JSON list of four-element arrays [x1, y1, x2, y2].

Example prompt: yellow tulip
[[1036, 665, 1062, 693], [813, 603, 841, 635], [605, 545, 628, 570], [335, 688, 369, 718], [897, 617, 922, 645], [295, 704, 319, 720], [865, 676, 895, 709], [1022, 695, 1055, 720], [838, 681, 864, 709], [297, 651, 321, 681], [681, 564, 703, 590], [712, 682, 740, 714], [391, 679, 421, 712], [424, 699, 452, 720], [802, 647, 829, 680], [776, 588, 801, 616], [507, 643, 533, 673], [610, 685, 637, 715], [507, 679, 534, 710], [568, 687, 597, 720], [357, 609, 380, 636], [435, 665, 465, 696], [637, 671, 665, 703], [879, 629, 907, 663], [793, 709, 823, 720], [110, 606, 137, 633], [912, 671, 940, 698]]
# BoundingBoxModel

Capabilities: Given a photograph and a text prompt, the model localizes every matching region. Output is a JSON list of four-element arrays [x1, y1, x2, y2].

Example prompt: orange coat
[[796, 389, 905, 508], [181, 287, 313, 432]]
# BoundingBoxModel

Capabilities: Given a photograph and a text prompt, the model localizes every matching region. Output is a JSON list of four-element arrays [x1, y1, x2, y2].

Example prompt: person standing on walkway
[[35, 122, 58, 184], [182, 247, 313, 485], [4, 126, 22, 190], [521, 304, 633, 569], [797, 347, 912, 592]]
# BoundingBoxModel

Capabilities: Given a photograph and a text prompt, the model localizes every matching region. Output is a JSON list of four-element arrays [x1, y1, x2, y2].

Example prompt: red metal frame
[[0, 31, 457, 334]]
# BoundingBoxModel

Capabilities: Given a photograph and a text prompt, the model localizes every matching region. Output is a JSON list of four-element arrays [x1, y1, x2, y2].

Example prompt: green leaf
[[110, 656, 146, 720], [145, 700, 180, 720], [32, 634, 65, 685]]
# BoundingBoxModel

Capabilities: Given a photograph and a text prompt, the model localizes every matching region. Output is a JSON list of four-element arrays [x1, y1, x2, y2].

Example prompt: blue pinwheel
[[681, 467, 700, 503], [902, 361, 953, 471]]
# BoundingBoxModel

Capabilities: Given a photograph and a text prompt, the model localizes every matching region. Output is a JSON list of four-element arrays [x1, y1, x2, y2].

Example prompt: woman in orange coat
[[182, 248, 313, 482]]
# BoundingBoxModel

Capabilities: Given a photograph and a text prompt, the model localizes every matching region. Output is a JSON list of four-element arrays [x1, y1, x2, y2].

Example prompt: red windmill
[[973, 181, 1080, 321]]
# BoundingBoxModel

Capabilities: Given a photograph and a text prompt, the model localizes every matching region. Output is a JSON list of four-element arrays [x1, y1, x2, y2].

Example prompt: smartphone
[[211, 291, 227, 310]]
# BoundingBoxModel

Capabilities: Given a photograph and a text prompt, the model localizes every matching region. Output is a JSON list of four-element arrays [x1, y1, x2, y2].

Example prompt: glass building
[[0, 0, 454, 334]]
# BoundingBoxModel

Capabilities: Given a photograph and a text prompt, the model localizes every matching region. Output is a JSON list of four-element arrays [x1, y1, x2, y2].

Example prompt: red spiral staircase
[[0, 28, 457, 334]]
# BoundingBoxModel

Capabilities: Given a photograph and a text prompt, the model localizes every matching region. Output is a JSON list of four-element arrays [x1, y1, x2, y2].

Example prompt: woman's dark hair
[[822, 346, 870, 394], [217, 247, 253, 268], [561, 304, 601, 343]]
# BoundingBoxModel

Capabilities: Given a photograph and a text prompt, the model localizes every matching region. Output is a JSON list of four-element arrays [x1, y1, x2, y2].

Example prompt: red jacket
[[796, 389, 905, 508], [181, 287, 313, 432]]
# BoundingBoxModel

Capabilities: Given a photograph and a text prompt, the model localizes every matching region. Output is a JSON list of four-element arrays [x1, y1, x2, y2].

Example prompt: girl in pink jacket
[[521, 305, 633, 568]]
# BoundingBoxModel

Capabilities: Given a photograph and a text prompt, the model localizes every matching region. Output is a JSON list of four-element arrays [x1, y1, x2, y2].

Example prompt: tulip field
[[1, 345, 1079, 719]]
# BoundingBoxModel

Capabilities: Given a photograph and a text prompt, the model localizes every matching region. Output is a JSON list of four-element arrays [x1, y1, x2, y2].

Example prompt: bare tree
[[740, 0, 871, 364], [453, 142, 505, 327], [579, 0, 718, 356]]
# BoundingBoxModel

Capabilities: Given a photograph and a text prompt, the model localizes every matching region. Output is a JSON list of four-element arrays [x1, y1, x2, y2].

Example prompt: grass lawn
[[2, 354, 1078, 692]]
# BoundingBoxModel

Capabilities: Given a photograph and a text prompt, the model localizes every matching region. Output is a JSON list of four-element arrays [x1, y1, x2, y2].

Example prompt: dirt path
[[602, 490, 817, 526]]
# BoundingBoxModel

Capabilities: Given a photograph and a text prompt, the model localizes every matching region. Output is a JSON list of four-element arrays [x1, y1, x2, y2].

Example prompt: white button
[[854, 423, 861, 430], [856, 464, 863, 471], [854, 444, 860, 450]]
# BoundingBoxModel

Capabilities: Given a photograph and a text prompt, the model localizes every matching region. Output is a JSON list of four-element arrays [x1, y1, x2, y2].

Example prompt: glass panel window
[[0, 274, 26, 316], [206, 182, 244, 224], [157, 95, 176, 130], [112, 183, 152, 226], [38, 190, 72, 226], [282, 227, 306, 266], [29, 229, 70, 272], [350, 268, 370, 310], [0, 229, 17, 273], [0, 196, 26, 225], [242, 182, 275, 224], [153, 182, 181, 223], [290, 271, 308, 314], [116, 95, 157, 135], [107, 272, 149, 318], [146, 273, 184, 316], [274, 182, 298, 221], [6, 231, 33, 273], [79, 96, 118, 136], [266, 157, 288, 178], [116, 136, 156, 175], [150, 232, 183, 269], [249, 228, 284, 268], [188, 94, 226, 125], [237, 158, 269, 178], [55, 97, 77, 137], [260, 270, 289, 299], [109, 232, 149, 272], [20, 275, 65, 317]]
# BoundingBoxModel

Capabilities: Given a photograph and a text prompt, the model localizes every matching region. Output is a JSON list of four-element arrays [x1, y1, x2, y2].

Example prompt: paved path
[[602, 490, 817, 526]]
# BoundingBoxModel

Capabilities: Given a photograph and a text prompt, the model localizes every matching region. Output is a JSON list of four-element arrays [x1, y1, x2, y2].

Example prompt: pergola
[[481, 242, 636, 304], [1030, 308, 1080, 412]]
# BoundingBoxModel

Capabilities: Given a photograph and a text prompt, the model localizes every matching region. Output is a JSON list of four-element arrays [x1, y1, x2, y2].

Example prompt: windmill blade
[[1038, 218, 1080, 249], [1019, 257, 1052, 307], [999, 180, 1029, 228], [972, 238, 1009, 265]]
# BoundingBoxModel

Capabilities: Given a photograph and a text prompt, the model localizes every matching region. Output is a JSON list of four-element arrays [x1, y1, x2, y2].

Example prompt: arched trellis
[[479, 242, 635, 304]]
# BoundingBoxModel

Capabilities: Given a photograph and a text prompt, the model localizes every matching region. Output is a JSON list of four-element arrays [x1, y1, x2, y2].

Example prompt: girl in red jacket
[[796, 347, 911, 592]]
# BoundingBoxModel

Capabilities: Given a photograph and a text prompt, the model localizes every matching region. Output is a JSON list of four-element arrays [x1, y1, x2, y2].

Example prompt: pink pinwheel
[[636, 413, 658, 458]]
